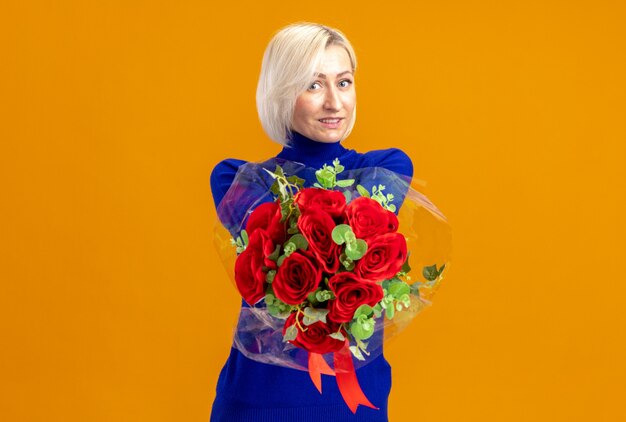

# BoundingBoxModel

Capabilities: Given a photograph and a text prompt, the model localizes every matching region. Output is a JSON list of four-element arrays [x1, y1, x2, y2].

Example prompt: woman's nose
[[323, 86, 341, 111]]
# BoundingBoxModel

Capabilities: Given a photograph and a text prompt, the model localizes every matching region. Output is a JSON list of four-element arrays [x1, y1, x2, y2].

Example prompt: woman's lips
[[318, 118, 343, 129]]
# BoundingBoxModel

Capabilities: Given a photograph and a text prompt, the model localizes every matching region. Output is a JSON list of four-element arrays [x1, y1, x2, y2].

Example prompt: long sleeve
[[209, 158, 247, 210]]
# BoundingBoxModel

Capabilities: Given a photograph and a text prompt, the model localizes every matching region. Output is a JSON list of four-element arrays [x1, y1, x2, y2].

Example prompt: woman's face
[[291, 45, 356, 143]]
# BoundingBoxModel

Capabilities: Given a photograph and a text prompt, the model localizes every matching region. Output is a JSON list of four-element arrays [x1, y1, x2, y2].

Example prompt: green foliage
[[329, 330, 346, 341], [423, 263, 445, 282], [339, 253, 355, 271], [267, 244, 281, 262], [314, 158, 355, 189], [283, 242, 296, 257], [401, 253, 411, 274], [266, 293, 293, 318], [302, 306, 330, 326], [350, 304, 376, 341], [332, 224, 350, 245], [285, 233, 308, 251], [306, 288, 335, 306], [265, 270, 276, 284], [361, 184, 396, 212], [332, 224, 367, 262], [231, 229, 249, 254], [283, 324, 297, 342], [264, 166, 304, 221], [379, 279, 413, 319], [412, 263, 447, 292], [356, 184, 370, 198], [349, 339, 370, 361], [354, 304, 374, 319]]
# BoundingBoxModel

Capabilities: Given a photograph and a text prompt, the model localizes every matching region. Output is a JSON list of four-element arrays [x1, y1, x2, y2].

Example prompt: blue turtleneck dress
[[209, 131, 413, 421]]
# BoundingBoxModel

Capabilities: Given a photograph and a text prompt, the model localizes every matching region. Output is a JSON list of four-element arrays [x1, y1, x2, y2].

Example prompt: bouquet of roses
[[214, 158, 450, 412]]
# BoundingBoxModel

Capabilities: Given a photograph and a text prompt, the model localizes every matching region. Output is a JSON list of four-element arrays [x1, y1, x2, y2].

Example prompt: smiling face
[[291, 44, 356, 143]]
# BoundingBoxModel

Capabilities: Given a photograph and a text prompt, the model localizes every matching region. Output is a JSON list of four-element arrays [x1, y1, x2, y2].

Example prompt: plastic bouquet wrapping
[[213, 157, 451, 413]]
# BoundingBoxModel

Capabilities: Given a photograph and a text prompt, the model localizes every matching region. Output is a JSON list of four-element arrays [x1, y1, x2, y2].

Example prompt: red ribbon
[[308, 341, 378, 414]]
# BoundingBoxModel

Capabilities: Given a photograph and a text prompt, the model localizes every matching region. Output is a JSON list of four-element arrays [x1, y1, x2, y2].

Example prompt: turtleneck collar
[[276, 131, 348, 168]]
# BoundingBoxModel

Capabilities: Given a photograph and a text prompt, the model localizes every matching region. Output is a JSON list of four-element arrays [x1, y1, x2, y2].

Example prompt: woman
[[210, 22, 413, 421]]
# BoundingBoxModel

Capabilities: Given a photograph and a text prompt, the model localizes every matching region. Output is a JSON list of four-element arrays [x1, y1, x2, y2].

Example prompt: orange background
[[1, 1, 625, 421]]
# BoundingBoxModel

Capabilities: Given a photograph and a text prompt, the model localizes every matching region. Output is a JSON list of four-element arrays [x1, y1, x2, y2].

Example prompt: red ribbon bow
[[307, 340, 378, 414]]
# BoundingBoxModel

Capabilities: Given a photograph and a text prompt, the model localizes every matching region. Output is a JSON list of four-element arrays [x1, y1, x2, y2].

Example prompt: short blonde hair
[[256, 22, 358, 146]]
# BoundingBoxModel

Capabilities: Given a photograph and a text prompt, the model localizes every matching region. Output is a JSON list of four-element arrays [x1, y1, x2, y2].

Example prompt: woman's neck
[[276, 131, 348, 168]]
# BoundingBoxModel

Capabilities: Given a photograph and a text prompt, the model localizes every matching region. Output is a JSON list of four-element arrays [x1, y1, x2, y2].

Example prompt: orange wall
[[1, 1, 625, 421]]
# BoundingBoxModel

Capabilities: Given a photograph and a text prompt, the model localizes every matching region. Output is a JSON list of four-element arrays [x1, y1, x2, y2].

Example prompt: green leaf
[[354, 304, 373, 319], [355, 239, 367, 257], [315, 290, 334, 302], [401, 254, 411, 273], [340, 254, 355, 271], [329, 331, 346, 341], [287, 175, 305, 188], [303, 307, 330, 325], [263, 168, 279, 179], [356, 184, 370, 198], [283, 242, 296, 257], [388, 281, 410, 298], [240, 230, 249, 246], [283, 324, 297, 342], [268, 244, 281, 262], [372, 303, 383, 318], [315, 167, 336, 189], [332, 224, 351, 245], [350, 319, 375, 340], [385, 305, 395, 319], [349, 345, 366, 361], [343, 190, 352, 202], [423, 264, 440, 281], [286, 233, 308, 250], [335, 179, 354, 187], [277, 255, 286, 267], [265, 270, 276, 283], [345, 246, 361, 261]]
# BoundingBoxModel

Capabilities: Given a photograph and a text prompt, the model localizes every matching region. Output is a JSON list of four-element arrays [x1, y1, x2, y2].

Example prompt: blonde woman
[[210, 22, 412, 421]]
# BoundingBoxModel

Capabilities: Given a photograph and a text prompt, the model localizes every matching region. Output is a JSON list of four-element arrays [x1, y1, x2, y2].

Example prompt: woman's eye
[[339, 79, 353, 88], [309, 82, 322, 90]]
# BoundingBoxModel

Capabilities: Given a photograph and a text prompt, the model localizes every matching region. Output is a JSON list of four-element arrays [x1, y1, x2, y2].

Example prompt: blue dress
[[209, 131, 413, 421]]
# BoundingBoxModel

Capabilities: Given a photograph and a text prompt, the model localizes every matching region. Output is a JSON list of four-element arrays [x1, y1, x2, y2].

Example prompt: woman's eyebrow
[[316, 70, 354, 79]]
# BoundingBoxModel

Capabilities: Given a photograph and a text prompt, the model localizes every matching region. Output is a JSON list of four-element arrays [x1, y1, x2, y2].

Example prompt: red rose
[[297, 208, 341, 273], [327, 272, 384, 323], [245, 200, 286, 245], [354, 233, 407, 282], [234, 229, 276, 305], [272, 250, 322, 305], [345, 197, 398, 240], [283, 312, 345, 354], [294, 188, 347, 219]]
